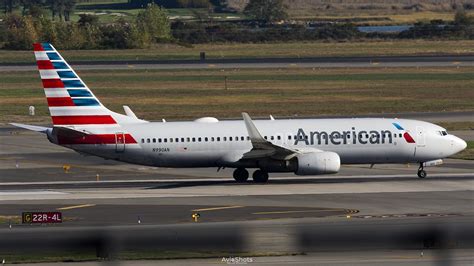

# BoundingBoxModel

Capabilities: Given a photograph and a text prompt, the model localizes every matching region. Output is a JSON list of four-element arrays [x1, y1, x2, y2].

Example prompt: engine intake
[[295, 152, 340, 175]]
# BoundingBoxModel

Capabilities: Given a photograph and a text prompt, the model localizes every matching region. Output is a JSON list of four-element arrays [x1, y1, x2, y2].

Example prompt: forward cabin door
[[416, 126, 426, 147], [115, 132, 125, 152]]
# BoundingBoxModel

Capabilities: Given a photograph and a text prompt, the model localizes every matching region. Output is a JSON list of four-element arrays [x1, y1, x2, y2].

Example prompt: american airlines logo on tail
[[34, 42, 117, 126], [33, 42, 138, 145]]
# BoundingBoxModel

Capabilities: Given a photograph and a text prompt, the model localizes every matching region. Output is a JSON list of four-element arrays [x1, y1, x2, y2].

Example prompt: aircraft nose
[[452, 136, 467, 153]]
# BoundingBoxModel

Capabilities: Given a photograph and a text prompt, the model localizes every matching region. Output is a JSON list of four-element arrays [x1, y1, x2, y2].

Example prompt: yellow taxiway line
[[57, 204, 96, 211]]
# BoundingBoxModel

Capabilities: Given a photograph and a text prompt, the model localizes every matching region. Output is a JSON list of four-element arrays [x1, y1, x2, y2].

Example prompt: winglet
[[242, 112, 266, 143], [241, 113, 298, 160]]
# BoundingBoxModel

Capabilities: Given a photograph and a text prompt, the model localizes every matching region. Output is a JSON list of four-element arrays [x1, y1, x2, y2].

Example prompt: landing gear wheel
[[417, 163, 426, 178], [233, 168, 249, 182], [252, 170, 269, 183], [417, 170, 427, 178]]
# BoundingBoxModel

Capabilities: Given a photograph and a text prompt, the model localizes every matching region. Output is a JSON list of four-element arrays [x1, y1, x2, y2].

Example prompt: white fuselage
[[68, 117, 466, 169]]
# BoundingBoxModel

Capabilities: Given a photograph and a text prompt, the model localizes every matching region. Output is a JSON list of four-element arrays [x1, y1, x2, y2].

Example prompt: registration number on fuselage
[[152, 147, 170, 153]]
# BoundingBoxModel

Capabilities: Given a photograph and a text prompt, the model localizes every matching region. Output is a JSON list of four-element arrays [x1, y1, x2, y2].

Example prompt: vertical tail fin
[[33, 43, 124, 126]]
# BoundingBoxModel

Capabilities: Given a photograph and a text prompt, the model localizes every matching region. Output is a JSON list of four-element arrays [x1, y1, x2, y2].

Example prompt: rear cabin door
[[115, 132, 125, 152]]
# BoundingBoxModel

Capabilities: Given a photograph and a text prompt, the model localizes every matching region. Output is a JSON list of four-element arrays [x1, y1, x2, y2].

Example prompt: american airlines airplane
[[11, 43, 467, 183]]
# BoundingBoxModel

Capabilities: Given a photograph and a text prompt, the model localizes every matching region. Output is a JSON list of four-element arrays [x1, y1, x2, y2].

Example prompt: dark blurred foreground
[[0, 217, 473, 263]]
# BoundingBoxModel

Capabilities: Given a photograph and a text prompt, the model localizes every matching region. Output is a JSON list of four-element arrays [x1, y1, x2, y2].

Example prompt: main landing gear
[[232, 168, 269, 183], [252, 170, 269, 183], [417, 163, 427, 179], [233, 168, 249, 182]]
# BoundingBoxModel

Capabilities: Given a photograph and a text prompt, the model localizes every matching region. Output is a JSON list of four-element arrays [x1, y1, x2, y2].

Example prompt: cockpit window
[[438, 131, 448, 136]]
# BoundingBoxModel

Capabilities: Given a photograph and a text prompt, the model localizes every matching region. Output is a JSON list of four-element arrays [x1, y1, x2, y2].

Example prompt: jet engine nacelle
[[294, 152, 341, 175]]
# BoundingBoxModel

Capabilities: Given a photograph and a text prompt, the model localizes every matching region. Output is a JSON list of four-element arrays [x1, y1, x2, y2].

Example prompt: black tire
[[252, 170, 269, 183], [417, 170, 427, 178], [233, 168, 249, 182]]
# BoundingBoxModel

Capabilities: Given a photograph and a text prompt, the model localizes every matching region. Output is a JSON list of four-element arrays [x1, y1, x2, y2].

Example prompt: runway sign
[[22, 212, 62, 224]]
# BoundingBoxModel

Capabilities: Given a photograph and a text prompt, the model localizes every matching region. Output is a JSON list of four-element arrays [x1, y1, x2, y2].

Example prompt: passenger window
[[141, 139, 144, 143], [170, 138, 173, 143], [217, 137, 221, 141], [229, 137, 233, 141], [399, 134, 402, 138], [211, 137, 215, 141], [247, 136, 250, 140], [241, 136, 244, 141], [264, 136, 267, 140], [192, 137, 196, 142], [277, 136, 281, 140], [181, 138, 185, 142], [270, 136, 274, 140], [175, 138, 179, 142], [205, 137, 208, 142], [288, 136, 291, 140], [187, 137, 190, 142], [164, 138, 167, 143], [223, 137, 227, 141], [198, 137, 202, 142], [147, 138, 150, 143], [152, 138, 156, 143], [158, 138, 162, 143]]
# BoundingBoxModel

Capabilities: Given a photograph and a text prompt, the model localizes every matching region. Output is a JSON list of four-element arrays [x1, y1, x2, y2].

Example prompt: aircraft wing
[[241, 112, 299, 161]]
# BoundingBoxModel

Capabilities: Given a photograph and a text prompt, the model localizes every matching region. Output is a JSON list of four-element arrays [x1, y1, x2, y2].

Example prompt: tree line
[[3, 0, 77, 21], [173, 10, 474, 44], [0, 3, 170, 49], [0, 0, 473, 50]]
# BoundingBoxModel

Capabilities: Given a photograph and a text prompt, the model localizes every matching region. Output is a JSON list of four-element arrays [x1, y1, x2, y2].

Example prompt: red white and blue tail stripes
[[34, 43, 117, 126]]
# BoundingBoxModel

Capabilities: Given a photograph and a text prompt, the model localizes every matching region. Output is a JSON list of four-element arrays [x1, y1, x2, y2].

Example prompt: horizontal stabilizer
[[52, 126, 90, 139], [10, 123, 49, 133]]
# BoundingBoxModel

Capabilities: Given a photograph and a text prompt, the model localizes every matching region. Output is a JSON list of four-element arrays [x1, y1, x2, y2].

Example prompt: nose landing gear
[[417, 163, 427, 178]]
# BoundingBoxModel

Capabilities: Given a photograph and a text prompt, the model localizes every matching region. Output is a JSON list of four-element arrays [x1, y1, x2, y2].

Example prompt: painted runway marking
[[0, 191, 66, 196], [192, 205, 244, 212], [57, 204, 96, 211]]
